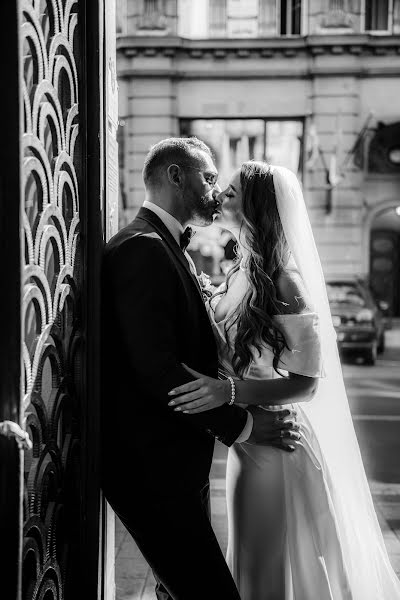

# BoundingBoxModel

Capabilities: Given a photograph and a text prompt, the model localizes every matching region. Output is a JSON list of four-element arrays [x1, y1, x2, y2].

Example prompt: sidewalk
[[115, 476, 400, 600]]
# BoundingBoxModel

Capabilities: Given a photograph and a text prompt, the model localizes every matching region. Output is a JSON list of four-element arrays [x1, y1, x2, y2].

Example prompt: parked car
[[326, 277, 386, 365]]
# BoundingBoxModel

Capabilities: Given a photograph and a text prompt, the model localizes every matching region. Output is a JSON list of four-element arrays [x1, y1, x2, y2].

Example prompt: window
[[207, 0, 303, 37], [280, 0, 302, 35], [395, 0, 400, 33], [365, 0, 389, 31], [180, 118, 303, 279], [144, 0, 158, 17], [259, 0, 278, 35], [180, 118, 303, 188], [265, 120, 303, 173], [209, 0, 227, 36]]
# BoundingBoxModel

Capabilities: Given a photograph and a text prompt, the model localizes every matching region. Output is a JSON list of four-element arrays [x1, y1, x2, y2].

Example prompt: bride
[[168, 162, 400, 599]]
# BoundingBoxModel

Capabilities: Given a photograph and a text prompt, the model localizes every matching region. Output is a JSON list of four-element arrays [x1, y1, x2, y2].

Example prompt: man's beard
[[186, 189, 219, 226]]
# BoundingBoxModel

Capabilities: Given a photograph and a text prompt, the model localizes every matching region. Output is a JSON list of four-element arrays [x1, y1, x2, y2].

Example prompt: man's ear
[[167, 164, 183, 188]]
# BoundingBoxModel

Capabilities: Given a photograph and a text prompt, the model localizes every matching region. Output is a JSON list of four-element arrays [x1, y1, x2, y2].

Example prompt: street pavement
[[115, 325, 400, 600]]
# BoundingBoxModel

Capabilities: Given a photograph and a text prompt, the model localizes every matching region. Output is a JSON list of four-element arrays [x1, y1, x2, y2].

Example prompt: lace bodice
[[208, 295, 324, 381]]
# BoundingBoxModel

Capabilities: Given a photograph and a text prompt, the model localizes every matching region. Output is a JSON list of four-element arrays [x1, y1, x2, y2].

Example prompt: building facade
[[116, 0, 400, 316]]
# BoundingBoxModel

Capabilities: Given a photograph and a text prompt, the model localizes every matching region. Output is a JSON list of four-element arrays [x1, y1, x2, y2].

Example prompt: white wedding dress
[[206, 165, 400, 599], [209, 299, 353, 600]]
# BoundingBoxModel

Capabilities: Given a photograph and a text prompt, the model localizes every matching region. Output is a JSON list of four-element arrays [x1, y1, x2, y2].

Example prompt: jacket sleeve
[[105, 235, 248, 447]]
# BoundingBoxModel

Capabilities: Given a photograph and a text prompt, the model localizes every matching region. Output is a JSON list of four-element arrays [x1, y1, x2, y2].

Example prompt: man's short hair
[[142, 137, 213, 187]]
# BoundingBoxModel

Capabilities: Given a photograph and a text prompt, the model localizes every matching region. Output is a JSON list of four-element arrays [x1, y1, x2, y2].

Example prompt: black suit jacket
[[101, 207, 247, 497]]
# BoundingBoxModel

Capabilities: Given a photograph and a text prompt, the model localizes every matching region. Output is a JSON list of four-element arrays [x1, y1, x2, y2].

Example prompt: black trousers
[[106, 481, 241, 600]]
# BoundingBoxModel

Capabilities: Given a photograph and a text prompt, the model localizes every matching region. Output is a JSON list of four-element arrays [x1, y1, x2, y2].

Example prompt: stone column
[[307, 71, 364, 276], [118, 69, 178, 219]]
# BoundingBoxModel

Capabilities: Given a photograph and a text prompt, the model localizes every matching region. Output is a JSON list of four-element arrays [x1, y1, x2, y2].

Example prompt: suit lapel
[[136, 207, 204, 301]]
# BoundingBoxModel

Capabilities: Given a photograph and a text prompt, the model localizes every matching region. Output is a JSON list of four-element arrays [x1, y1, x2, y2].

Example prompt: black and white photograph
[[1, 1, 400, 599]]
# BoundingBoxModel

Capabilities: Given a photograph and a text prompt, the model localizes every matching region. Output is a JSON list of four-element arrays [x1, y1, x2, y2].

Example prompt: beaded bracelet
[[227, 376, 236, 406]]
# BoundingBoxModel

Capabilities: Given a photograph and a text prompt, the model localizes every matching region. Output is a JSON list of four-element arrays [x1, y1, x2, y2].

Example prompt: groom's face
[[182, 151, 221, 226]]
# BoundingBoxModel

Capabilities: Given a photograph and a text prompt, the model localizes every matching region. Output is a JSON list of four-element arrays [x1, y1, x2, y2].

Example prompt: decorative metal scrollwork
[[21, 1, 83, 598]]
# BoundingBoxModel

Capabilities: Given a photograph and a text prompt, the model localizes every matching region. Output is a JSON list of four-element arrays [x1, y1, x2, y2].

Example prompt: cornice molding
[[117, 66, 400, 80], [117, 34, 400, 59]]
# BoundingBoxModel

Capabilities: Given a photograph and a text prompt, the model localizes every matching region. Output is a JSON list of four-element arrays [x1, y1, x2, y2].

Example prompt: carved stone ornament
[[138, 0, 168, 30], [321, 10, 354, 28], [320, 0, 355, 29]]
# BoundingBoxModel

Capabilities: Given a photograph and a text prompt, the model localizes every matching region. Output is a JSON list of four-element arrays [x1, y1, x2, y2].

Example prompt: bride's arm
[[168, 269, 320, 414], [240, 268, 319, 405], [236, 373, 318, 405], [168, 366, 317, 414]]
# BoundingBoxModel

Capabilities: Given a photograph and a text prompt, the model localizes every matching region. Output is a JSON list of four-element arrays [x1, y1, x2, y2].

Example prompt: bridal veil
[[272, 165, 400, 598]]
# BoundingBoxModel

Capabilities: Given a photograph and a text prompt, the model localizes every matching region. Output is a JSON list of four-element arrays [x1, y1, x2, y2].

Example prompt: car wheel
[[377, 332, 385, 354], [364, 343, 377, 366]]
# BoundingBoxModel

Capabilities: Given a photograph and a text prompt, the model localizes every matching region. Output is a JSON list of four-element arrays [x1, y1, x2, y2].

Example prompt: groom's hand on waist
[[245, 406, 300, 452]]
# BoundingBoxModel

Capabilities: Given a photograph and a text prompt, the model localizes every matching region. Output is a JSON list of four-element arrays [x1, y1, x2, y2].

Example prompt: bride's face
[[214, 169, 243, 231]]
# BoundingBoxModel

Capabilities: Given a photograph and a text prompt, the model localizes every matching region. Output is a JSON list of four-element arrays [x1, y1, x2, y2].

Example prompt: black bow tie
[[180, 227, 194, 252]]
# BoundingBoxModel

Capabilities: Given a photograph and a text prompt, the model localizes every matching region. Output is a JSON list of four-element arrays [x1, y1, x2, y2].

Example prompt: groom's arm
[[106, 236, 248, 446]]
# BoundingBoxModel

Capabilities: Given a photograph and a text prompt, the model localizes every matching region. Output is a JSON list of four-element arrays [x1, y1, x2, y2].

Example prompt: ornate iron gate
[[22, 1, 86, 597], [0, 1, 109, 598]]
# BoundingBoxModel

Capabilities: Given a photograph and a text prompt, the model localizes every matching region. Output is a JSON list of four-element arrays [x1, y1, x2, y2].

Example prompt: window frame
[[361, 0, 394, 34], [279, 0, 304, 36]]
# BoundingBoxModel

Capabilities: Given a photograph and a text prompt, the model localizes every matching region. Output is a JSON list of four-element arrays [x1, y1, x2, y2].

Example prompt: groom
[[101, 137, 297, 599]]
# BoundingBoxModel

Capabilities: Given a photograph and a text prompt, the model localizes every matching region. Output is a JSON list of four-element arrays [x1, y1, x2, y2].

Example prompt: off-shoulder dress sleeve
[[274, 312, 325, 378]]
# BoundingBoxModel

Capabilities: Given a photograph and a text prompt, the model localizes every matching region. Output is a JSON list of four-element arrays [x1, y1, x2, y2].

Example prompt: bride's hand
[[168, 364, 230, 414]]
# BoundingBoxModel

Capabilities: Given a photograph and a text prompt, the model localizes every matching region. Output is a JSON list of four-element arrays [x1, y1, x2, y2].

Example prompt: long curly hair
[[217, 161, 291, 378]]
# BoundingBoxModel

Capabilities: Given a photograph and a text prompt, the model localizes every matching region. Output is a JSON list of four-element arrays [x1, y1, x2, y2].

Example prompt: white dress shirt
[[143, 200, 197, 275], [142, 200, 253, 443]]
